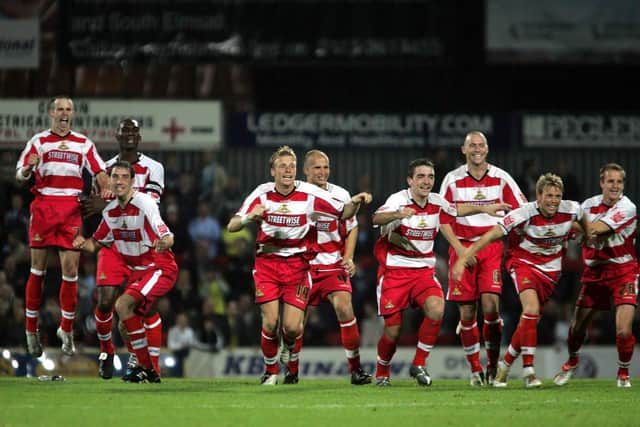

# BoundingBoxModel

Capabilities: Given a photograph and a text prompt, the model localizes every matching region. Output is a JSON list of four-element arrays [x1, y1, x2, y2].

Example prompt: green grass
[[1, 378, 639, 427]]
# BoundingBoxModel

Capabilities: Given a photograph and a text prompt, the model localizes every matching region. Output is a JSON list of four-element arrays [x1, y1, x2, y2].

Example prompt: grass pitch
[[1, 377, 638, 427]]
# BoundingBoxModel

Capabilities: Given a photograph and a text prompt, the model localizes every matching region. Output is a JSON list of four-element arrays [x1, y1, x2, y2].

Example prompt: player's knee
[[616, 327, 633, 338], [114, 295, 136, 319], [383, 325, 401, 342], [334, 303, 354, 321], [97, 291, 117, 313]]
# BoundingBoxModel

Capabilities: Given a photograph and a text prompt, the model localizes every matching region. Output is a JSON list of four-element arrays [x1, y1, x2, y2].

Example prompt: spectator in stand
[[167, 312, 198, 377], [189, 201, 222, 260]]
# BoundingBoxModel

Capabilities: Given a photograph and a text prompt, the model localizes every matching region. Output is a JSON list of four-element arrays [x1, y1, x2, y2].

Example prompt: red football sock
[[340, 317, 362, 372], [25, 270, 45, 332], [413, 317, 441, 366], [503, 326, 521, 366], [94, 307, 115, 354], [123, 315, 152, 369], [520, 313, 539, 367], [459, 320, 483, 372], [144, 313, 162, 374], [261, 328, 279, 374], [616, 334, 635, 378], [483, 313, 502, 369], [376, 334, 397, 378], [287, 334, 304, 375], [59, 276, 78, 332]]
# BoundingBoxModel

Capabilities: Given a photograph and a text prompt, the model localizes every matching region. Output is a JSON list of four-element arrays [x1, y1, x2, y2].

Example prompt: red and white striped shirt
[[499, 200, 583, 282], [106, 153, 165, 202], [93, 191, 175, 270], [439, 164, 527, 241], [16, 130, 106, 197], [375, 190, 457, 269], [309, 182, 357, 269], [236, 181, 345, 258], [581, 195, 638, 270]]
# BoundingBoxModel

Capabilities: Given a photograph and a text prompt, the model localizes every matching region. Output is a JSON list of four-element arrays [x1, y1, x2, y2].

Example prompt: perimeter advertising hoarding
[[227, 112, 510, 148], [523, 113, 640, 147], [0, 99, 222, 150], [0, 18, 39, 68]]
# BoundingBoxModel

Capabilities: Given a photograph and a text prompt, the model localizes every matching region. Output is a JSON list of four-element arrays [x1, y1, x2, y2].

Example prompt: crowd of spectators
[[0, 148, 626, 355]]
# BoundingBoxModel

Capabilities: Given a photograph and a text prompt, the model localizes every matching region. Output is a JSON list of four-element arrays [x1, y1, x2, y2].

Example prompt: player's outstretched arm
[[342, 192, 372, 219], [73, 235, 100, 253], [451, 225, 503, 281], [457, 202, 511, 217], [227, 204, 265, 232]]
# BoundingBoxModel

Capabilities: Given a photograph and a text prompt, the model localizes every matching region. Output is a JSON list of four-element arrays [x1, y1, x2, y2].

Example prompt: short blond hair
[[304, 149, 329, 167], [536, 173, 564, 195], [599, 162, 625, 181], [269, 145, 296, 168]]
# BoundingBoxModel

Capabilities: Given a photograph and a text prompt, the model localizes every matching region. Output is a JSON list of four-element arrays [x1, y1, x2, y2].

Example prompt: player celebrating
[[554, 163, 638, 388], [81, 118, 165, 380], [453, 173, 584, 388], [16, 95, 110, 357], [373, 158, 510, 387], [280, 150, 371, 385], [439, 131, 527, 385], [73, 161, 177, 383], [227, 145, 372, 385]]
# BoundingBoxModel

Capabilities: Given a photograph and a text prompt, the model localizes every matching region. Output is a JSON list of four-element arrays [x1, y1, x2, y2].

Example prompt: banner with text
[[0, 99, 222, 150], [186, 346, 638, 379], [59, 0, 457, 64], [0, 18, 39, 68], [487, 0, 640, 64], [523, 113, 640, 147], [227, 112, 509, 148]]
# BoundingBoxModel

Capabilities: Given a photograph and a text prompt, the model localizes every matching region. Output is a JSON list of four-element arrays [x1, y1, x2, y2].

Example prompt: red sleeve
[[92, 219, 111, 242], [439, 210, 456, 225], [502, 185, 523, 209]]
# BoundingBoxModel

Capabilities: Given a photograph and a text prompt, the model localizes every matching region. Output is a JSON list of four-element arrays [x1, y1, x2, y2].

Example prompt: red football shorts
[[123, 264, 178, 315], [577, 264, 639, 310], [252, 255, 312, 310], [508, 262, 556, 305], [447, 239, 503, 302], [376, 267, 443, 317], [96, 245, 129, 287], [29, 196, 81, 249], [308, 268, 352, 306]]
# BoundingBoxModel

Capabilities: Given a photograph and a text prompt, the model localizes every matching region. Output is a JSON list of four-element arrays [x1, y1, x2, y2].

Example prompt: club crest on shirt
[[121, 219, 128, 229], [416, 217, 429, 228], [544, 228, 555, 237], [277, 204, 291, 214], [473, 190, 486, 200], [58, 142, 69, 150]]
